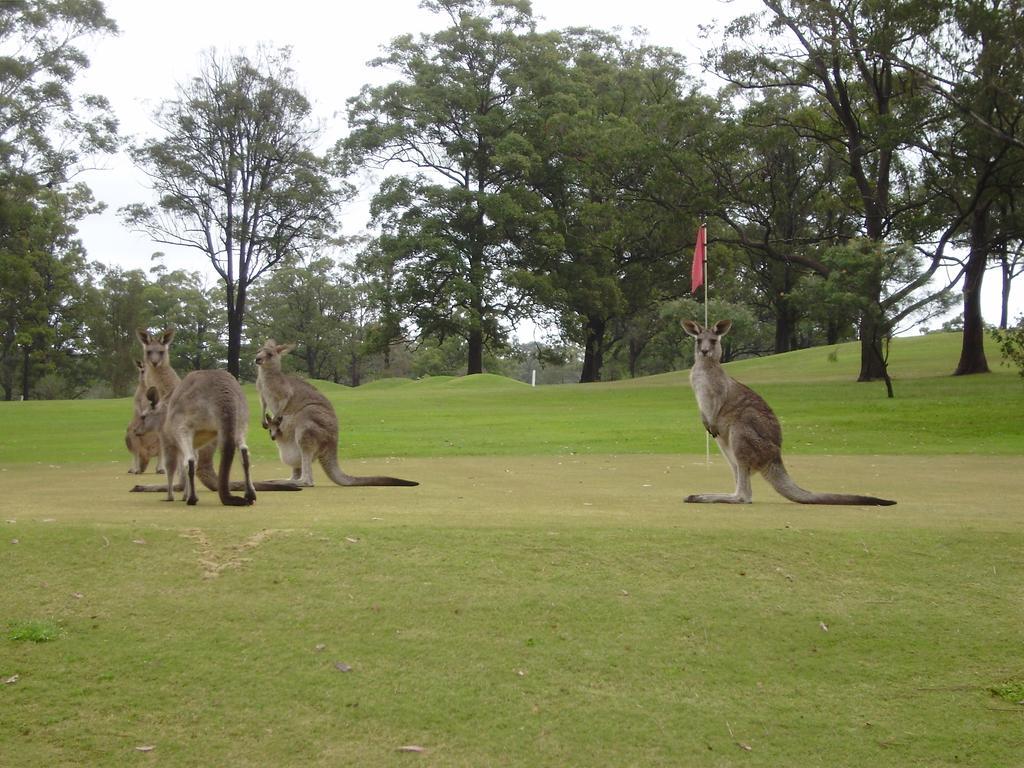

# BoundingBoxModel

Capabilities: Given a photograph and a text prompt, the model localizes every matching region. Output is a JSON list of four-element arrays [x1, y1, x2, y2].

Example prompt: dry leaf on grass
[[3, 674, 19, 685], [135, 745, 155, 752], [334, 661, 353, 673], [396, 745, 426, 753]]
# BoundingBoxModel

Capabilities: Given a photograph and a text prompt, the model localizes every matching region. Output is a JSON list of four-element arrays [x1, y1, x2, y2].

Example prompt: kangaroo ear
[[160, 328, 176, 345], [714, 320, 733, 337], [136, 329, 151, 345], [146, 386, 160, 408], [278, 343, 296, 355], [681, 320, 702, 337]]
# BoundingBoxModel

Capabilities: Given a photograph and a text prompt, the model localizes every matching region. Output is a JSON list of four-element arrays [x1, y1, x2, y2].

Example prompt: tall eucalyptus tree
[[124, 47, 350, 377]]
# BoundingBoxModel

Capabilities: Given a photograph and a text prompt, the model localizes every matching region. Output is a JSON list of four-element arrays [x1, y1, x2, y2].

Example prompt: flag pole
[[702, 222, 708, 329], [701, 221, 710, 464]]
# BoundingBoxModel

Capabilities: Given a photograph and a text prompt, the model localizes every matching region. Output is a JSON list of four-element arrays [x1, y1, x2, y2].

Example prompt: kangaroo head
[[254, 339, 296, 371], [265, 414, 284, 441], [136, 328, 175, 369], [681, 319, 732, 362], [134, 386, 166, 435]]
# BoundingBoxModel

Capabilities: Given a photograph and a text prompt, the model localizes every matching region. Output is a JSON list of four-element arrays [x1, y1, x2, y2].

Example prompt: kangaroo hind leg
[[684, 436, 753, 504], [239, 445, 257, 505]]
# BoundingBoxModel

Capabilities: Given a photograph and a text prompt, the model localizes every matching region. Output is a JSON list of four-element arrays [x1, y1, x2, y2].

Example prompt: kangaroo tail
[[217, 436, 242, 505], [132, 479, 301, 493], [763, 460, 896, 506], [214, 407, 252, 506], [196, 443, 220, 492], [320, 454, 418, 487]]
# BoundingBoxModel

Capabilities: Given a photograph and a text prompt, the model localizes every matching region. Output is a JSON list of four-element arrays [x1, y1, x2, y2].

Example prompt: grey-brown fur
[[135, 328, 180, 399], [129, 329, 298, 495], [256, 340, 418, 488], [126, 359, 162, 474], [681, 319, 895, 506], [135, 369, 257, 506]]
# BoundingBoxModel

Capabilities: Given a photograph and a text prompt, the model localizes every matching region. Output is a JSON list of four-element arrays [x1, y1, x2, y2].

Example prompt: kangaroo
[[136, 328, 180, 399], [681, 319, 895, 506], [135, 369, 257, 506], [126, 360, 162, 474], [130, 328, 300, 495], [255, 340, 418, 488]]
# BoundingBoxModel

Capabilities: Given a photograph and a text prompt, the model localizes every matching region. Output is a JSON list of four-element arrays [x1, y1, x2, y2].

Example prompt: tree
[[345, 0, 550, 375], [142, 265, 226, 373], [123, 46, 351, 378], [82, 264, 151, 396], [904, 0, 1024, 374], [0, 0, 119, 184], [0, 0, 118, 399], [0, 181, 95, 400], [710, 0, 951, 382], [248, 255, 374, 385], [991, 314, 1024, 378], [522, 29, 703, 381], [700, 88, 860, 351]]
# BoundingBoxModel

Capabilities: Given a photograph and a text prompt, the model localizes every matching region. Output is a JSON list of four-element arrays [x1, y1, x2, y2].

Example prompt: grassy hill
[[0, 332, 1020, 465]]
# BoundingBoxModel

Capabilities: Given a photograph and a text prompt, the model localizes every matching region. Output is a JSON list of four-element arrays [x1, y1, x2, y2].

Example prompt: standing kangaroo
[[136, 369, 257, 506], [125, 360, 162, 474], [130, 328, 300, 495], [255, 340, 418, 487], [136, 328, 181, 399], [681, 319, 895, 506]]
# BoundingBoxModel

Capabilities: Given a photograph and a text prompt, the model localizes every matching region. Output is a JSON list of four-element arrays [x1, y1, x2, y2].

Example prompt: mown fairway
[[1, 333, 1023, 766]]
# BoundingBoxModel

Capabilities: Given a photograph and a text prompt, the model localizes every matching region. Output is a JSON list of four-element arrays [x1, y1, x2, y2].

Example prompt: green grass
[[0, 332, 1021, 465], [8, 620, 61, 643], [1, 332, 1023, 766]]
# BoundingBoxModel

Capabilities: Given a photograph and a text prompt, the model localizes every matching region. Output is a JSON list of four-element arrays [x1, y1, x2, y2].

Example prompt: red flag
[[691, 225, 705, 294]]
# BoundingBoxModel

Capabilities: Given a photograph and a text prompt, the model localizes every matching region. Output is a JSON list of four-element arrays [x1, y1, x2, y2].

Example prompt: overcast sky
[[73, 0, 1013, 328]]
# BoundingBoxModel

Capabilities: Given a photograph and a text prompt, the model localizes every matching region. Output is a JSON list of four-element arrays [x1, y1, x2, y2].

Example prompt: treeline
[[2, 0, 1023, 400]]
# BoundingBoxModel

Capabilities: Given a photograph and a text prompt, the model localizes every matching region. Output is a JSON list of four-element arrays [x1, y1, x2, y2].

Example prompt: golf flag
[[691, 224, 706, 294]]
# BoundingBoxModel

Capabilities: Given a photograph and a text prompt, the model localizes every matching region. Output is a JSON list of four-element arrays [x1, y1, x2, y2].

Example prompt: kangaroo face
[[255, 340, 295, 370], [681, 319, 732, 362], [266, 415, 284, 441], [136, 328, 176, 369]]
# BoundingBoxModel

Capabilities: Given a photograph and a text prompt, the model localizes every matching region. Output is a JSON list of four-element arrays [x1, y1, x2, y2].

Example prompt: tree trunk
[[580, 316, 606, 383], [773, 260, 798, 353], [954, 207, 991, 375], [226, 308, 242, 379], [857, 312, 888, 382], [225, 282, 246, 379], [774, 301, 798, 354], [467, 328, 484, 375], [21, 345, 31, 400], [628, 337, 644, 378], [1000, 251, 1010, 330], [350, 352, 361, 387]]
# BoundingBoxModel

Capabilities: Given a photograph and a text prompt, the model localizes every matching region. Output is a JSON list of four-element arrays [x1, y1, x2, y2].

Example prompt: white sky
[[73, 0, 1017, 329]]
